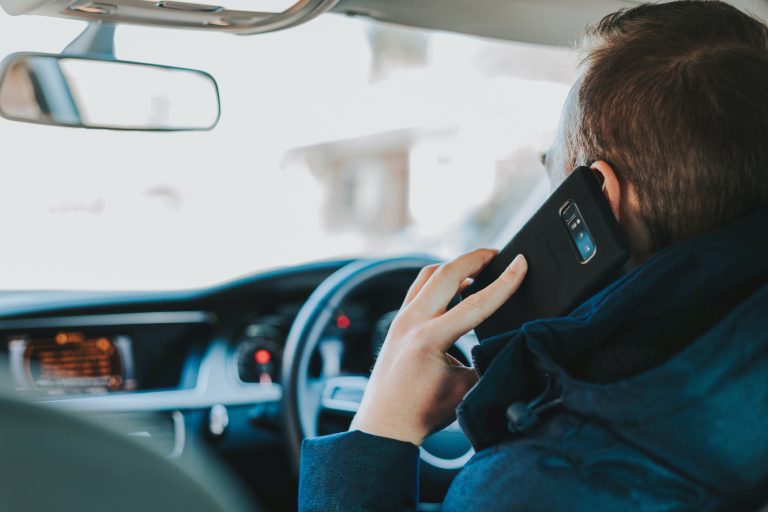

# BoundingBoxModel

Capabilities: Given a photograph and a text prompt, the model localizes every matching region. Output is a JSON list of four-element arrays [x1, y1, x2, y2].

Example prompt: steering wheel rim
[[282, 256, 446, 471]]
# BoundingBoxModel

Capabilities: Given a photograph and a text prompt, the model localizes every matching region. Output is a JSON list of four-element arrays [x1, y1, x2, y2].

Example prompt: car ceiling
[[1, 0, 767, 49], [333, 0, 768, 47]]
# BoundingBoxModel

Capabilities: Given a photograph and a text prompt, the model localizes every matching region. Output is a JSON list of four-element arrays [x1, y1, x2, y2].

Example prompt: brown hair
[[570, 0, 768, 250]]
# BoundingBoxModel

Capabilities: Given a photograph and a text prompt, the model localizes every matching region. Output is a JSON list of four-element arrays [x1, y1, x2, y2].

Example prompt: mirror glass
[[0, 54, 220, 131]]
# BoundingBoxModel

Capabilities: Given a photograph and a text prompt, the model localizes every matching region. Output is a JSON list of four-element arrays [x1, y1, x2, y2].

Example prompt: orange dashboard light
[[55, 332, 84, 344]]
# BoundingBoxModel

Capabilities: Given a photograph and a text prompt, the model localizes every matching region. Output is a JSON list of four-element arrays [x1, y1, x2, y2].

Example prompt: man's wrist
[[349, 416, 424, 446]]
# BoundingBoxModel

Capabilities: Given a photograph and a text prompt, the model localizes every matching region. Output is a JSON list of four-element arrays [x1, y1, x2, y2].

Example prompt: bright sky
[[0, 9, 575, 290]]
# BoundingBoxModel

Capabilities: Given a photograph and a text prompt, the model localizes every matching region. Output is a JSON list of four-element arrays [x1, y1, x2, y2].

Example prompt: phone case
[[464, 166, 630, 341]]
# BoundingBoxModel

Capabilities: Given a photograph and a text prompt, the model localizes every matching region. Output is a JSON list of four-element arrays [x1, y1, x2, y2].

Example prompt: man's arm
[[299, 430, 420, 512], [298, 250, 527, 510]]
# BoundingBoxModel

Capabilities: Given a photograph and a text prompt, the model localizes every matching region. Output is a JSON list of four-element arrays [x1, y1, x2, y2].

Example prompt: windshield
[[0, 13, 576, 290]]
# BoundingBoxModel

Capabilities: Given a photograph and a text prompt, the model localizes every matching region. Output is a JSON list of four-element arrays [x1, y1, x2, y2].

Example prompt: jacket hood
[[457, 208, 768, 495]]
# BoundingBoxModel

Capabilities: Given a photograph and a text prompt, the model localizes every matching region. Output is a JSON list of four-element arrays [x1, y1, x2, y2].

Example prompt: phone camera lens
[[561, 201, 596, 262]]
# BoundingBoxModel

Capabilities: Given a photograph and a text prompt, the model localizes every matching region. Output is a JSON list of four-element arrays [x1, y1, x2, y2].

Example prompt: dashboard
[[0, 259, 447, 510], [3, 313, 210, 396]]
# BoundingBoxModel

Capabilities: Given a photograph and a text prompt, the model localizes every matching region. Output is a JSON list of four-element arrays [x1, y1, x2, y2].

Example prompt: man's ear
[[590, 160, 621, 222]]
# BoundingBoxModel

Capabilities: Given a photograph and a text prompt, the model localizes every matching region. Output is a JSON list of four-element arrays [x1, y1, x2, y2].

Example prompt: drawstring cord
[[506, 374, 563, 434]]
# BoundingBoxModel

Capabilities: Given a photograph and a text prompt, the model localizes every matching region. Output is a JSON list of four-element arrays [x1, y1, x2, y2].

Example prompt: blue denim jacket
[[300, 209, 768, 511]]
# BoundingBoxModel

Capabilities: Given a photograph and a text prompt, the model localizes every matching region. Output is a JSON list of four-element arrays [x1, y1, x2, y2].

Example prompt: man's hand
[[350, 249, 528, 446]]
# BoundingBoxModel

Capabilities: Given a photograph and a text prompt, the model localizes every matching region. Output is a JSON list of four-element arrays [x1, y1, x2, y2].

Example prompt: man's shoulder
[[443, 413, 718, 512]]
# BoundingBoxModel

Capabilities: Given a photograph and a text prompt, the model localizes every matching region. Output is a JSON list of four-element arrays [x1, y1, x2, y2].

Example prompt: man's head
[[545, 0, 768, 261]]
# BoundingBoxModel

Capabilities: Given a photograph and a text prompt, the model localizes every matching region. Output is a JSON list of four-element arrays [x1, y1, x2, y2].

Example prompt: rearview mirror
[[0, 53, 220, 131]]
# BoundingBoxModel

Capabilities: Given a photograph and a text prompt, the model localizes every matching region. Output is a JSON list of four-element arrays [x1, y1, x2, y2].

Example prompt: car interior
[[0, 0, 766, 511]]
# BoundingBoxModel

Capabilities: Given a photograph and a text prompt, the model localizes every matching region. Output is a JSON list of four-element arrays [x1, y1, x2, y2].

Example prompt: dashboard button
[[208, 404, 229, 436]]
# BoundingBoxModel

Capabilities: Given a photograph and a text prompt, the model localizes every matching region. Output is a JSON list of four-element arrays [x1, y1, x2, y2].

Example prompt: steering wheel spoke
[[320, 375, 368, 415]]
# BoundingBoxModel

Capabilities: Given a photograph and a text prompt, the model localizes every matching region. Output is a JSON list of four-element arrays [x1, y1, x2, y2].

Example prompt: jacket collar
[[458, 208, 768, 453]]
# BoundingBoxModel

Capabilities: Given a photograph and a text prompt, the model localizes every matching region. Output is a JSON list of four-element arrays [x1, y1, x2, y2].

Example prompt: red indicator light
[[254, 349, 272, 365], [336, 314, 351, 330]]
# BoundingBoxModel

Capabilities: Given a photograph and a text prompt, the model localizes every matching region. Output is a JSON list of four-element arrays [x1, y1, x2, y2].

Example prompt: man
[[300, 1, 768, 510]]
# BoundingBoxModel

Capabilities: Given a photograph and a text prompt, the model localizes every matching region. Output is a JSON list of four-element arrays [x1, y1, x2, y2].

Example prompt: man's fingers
[[452, 366, 479, 395], [445, 353, 464, 367], [457, 277, 474, 295], [410, 249, 497, 315], [433, 254, 527, 345], [402, 264, 439, 306]]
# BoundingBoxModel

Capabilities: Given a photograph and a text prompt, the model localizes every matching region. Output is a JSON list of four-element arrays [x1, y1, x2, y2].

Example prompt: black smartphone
[[463, 166, 630, 341]]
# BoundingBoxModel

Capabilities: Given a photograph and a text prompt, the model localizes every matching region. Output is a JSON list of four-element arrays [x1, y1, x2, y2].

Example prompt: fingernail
[[508, 254, 527, 272]]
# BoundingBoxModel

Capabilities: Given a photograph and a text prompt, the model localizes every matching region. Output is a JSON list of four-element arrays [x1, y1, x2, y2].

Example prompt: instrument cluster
[[233, 323, 284, 384]]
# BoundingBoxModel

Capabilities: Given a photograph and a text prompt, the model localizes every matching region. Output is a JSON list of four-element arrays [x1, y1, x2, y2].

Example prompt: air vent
[[96, 410, 185, 458]]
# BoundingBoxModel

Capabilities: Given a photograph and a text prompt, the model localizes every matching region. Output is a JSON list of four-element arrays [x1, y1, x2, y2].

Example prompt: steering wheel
[[282, 257, 477, 501]]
